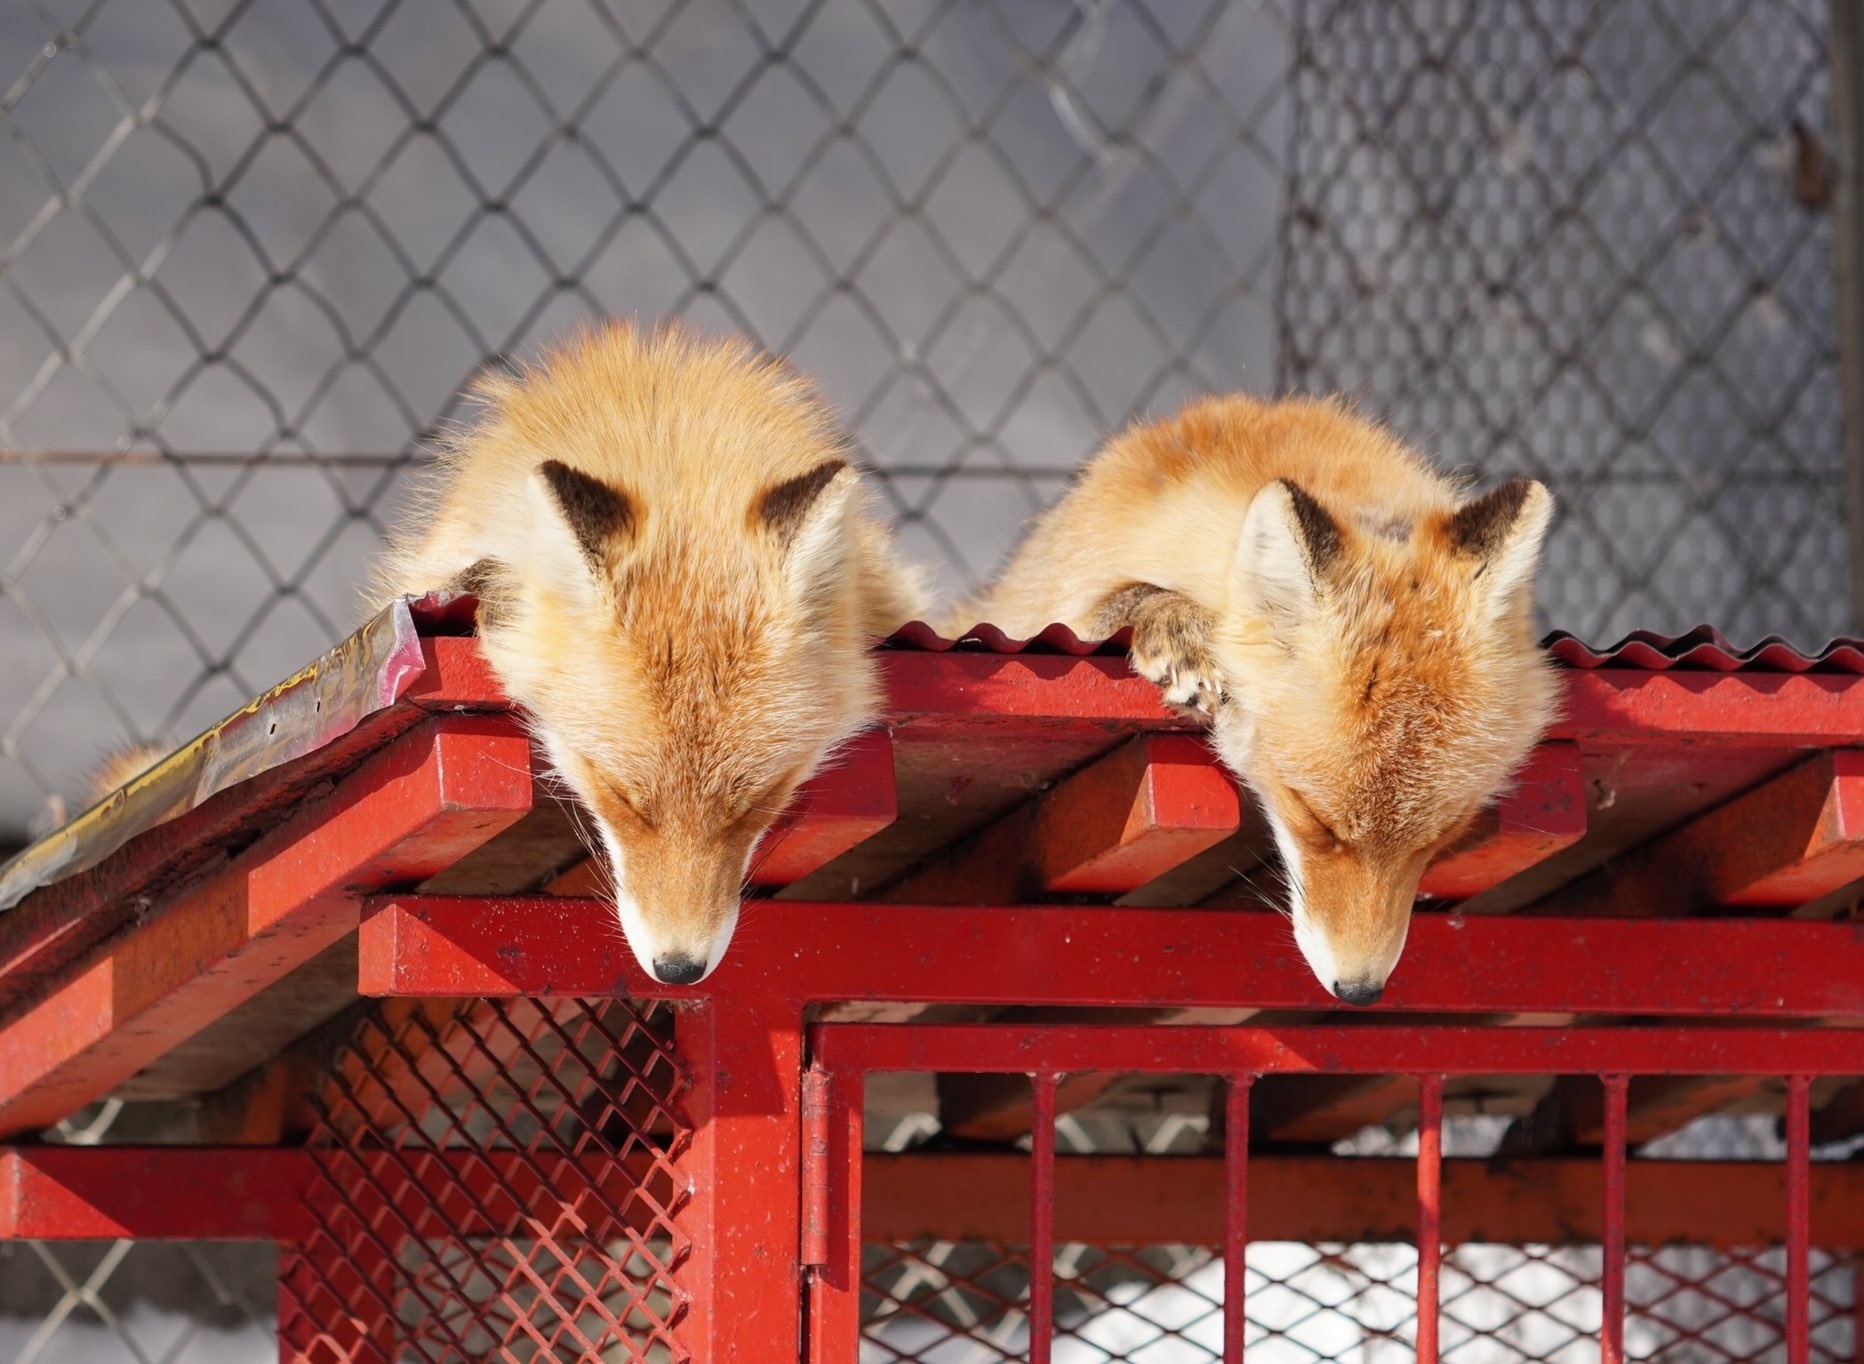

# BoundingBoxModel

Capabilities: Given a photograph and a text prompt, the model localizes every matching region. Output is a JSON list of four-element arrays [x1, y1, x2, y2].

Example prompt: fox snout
[[1287, 854, 1422, 1007], [593, 819, 758, 987]]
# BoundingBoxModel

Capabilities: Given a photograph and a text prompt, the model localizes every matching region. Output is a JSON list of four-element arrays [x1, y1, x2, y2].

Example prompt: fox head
[[463, 332, 886, 986], [1212, 477, 1559, 1004]]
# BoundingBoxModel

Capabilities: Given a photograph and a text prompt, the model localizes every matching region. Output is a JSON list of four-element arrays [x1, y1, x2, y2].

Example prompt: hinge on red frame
[[800, 1064, 830, 1268]]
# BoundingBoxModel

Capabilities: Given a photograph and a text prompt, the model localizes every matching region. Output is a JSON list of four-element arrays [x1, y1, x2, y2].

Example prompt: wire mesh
[[857, 1239, 1858, 1362], [283, 996, 690, 1363], [0, 0, 1845, 841]]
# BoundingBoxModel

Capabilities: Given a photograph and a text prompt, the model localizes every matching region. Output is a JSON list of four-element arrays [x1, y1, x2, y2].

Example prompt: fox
[[372, 323, 927, 985], [959, 394, 1558, 1005]]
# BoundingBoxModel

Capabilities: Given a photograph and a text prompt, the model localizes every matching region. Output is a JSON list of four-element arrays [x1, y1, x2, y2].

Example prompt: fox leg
[[1090, 583, 1226, 716]]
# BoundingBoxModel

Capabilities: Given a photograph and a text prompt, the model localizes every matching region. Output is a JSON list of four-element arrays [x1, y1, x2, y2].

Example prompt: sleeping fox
[[374, 323, 926, 984], [960, 394, 1558, 1004]]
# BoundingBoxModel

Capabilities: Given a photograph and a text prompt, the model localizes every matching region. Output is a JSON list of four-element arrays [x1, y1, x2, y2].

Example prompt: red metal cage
[[4, 609, 1864, 1360]]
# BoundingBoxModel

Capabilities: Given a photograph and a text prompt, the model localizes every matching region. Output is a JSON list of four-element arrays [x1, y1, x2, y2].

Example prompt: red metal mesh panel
[[858, 1240, 1856, 1362], [280, 997, 691, 1363]]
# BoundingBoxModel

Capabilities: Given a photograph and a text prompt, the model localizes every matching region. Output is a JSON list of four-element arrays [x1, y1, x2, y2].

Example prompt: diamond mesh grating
[[859, 1239, 1856, 1363], [281, 996, 691, 1363]]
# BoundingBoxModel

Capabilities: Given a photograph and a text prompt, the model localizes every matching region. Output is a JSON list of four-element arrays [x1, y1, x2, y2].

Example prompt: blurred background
[[0, 0, 1852, 1357]]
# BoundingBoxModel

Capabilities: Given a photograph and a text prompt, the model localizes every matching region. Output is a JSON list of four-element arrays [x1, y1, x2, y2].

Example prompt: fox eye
[[1288, 789, 1342, 849], [603, 778, 654, 828]]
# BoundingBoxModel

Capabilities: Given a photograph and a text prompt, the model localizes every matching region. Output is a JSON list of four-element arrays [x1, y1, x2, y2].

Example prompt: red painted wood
[[884, 733, 1242, 903], [0, 718, 532, 1138], [1040, 735, 1241, 894], [1419, 742, 1586, 899], [361, 896, 1864, 1018], [1725, 752, 1864, 905], [1539, 750, 1864, 916], [751, 730, 898, 887]]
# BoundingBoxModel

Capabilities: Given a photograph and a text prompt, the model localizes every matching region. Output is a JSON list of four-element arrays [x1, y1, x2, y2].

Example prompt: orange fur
[[964, 394, 1558, 1001], [373, 322, 927, 983]]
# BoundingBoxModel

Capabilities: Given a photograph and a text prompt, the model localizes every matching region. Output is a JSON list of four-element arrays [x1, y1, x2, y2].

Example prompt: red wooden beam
[[1419, 742, 1586, 899], [361, 896, 1864, 1019], [0, 718, 532, 1138], [1538, 751, 1864, 916], [752, 729, 898, 886], [883, 734, 1241, 902]]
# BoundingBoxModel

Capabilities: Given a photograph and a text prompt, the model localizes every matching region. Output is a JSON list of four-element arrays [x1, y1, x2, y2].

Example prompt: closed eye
[[602, 776, 654, 828], [1285, 788, 1342, 849]]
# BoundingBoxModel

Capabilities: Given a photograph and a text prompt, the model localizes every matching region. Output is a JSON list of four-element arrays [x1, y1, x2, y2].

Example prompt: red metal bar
[[0, 719, 533, 1138], [1418, 742, 1586, 899], [673, 997, 808, 1362], [1030, 1073, 1058, 1364], [1416, 1076, 1443, 1364], [862, 1152, 1864, 1250], [805, 1063, 864, 1364], [360, 896, 1864, 1018], [809, 1023, 1864, 1079], [0, 1144, 657, 1243], [1, 1146, 315, 1240], [1224, 1075, 1252, 1364], [800, 1065, 831, 1268], [21, 1145, 1864, 1250], [1601, 1075, 1629, 1364], [1788, 1073, 1812, 1364]]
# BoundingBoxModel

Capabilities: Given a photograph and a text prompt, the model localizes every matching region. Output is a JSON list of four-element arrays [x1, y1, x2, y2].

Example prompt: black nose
[[652, 955, 706, 986], [1333, 979, 1384, 1007]]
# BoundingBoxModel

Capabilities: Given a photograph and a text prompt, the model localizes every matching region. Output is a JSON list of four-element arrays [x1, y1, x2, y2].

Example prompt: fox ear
[[1446, 479, 1552, 615], [754, 459, 859, 601], [1233, 480, 1342, 629], [536, 460, 635, 574]]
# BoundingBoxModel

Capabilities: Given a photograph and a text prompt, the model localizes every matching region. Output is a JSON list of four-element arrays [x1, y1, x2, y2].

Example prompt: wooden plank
[[1419, 743, 1587, 899], [1532, 751, 1864, 917], [0, 717, 533, 1138], [882, 734, 1241, 904]]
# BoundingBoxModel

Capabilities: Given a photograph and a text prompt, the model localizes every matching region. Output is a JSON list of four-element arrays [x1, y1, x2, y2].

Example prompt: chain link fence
[[0, 0, 1847, 842], [0, 0, 1850, 1358]]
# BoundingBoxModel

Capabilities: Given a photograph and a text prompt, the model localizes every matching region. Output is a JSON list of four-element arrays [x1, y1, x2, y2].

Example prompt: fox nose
[[651, 954, 707, 986], [1333, 979, 1384, 1007]]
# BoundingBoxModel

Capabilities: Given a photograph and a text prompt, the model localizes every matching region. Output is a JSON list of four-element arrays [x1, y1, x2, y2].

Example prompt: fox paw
[[1097, 585, 1226, 717]]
